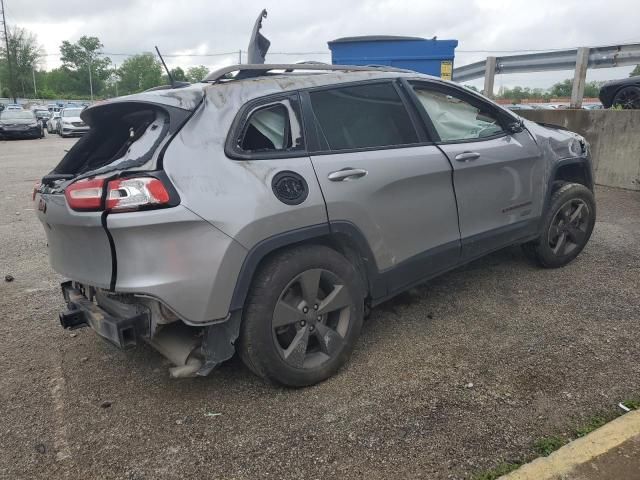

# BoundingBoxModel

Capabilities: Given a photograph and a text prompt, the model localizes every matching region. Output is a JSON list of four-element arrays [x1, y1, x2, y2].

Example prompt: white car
[[47, 111, 62, 133], [58, 107, 89, 137]]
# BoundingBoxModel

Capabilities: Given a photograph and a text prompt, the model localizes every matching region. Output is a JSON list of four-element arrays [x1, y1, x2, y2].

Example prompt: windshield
[[63, 108, 83, 117], [35, 110, 49, 116], [0, 111, 35, 120]]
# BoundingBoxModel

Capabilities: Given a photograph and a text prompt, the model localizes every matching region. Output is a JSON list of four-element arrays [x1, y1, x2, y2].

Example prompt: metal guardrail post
[[571, 47, 590, 108], [483, 56, 497, 98]]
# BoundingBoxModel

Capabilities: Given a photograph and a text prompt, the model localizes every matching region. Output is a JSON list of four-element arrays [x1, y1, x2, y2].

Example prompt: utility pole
[[88, 55, 93, 101], [238, 49, 242, 64], [32, 66, 37, 97], [1, 0, 16, 103], [113, 63, 118, 97]]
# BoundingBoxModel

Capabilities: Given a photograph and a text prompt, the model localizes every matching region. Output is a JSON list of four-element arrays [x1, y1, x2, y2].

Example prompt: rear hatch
[[35, 86, 203, 289]]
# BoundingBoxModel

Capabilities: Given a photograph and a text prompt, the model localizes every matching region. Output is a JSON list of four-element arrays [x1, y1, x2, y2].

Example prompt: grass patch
[[533, 436, 567, 456], [622, 399, 640, 410], [575, 415, 611, 438], [473, 462, 522, 480], [472, 398, 639, 479]]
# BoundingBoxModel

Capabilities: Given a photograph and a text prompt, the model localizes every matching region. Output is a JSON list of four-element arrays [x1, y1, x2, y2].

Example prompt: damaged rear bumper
[[58, 281, 241, 378], [60, 281, 150, 348]]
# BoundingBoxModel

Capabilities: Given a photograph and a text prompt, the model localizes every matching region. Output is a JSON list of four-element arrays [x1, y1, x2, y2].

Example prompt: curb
[[499, 409, 640, 479]]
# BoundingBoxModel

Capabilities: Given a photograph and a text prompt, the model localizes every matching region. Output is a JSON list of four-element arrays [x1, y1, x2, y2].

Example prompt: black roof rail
[[203, 63, 414, 83]]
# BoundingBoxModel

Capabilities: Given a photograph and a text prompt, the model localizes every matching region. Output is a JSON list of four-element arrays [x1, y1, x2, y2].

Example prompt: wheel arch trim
[[228, 221, 382, 313]]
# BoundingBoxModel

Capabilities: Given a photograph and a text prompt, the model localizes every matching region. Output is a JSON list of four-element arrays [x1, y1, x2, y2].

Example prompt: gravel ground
[[1, 135, 639, 480]]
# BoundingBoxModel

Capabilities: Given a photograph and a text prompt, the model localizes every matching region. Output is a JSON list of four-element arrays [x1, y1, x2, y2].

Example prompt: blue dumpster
[[327, 35, 458, 79]]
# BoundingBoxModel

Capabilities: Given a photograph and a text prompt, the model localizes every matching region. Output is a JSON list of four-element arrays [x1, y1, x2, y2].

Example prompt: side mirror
[[506, 120, 525, 134]]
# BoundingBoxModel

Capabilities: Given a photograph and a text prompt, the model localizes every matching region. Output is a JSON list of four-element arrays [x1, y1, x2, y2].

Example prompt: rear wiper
[[41, 173, 75, 186]]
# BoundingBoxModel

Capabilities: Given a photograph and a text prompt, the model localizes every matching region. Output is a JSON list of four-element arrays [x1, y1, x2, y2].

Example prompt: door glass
[[240, 101, 303, 152], [309, 83, 418, 150], [413, 88, 505, 142]]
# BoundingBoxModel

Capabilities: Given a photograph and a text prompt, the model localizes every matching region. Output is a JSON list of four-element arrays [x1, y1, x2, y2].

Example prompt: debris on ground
[[5, 274, 14, 282], [205, 412, 222, 417], [100, 401, 113, 409], [465, 382, 474, 389], [618, 402, 632, 412]]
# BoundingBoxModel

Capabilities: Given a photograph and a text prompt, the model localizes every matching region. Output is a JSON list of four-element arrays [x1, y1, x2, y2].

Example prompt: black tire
[[238, 244, 364, 387], [522, 183, 595, 268], [612, 86, 640, 110]]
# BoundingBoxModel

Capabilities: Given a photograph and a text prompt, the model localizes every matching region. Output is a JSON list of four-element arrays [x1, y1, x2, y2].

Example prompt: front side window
[[239, 100, 303, 153], [309, 82, 418, 151], [412, 87, 505, 142]]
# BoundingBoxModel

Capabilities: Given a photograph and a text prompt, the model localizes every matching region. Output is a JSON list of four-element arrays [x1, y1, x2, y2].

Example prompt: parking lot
[[1, 134, 639, 479]]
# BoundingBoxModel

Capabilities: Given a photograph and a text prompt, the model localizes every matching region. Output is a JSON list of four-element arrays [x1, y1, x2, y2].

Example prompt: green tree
[[60, 36, 111, 97], [186, 65, 209, 83], [549, 79, 573, 98], [161, 66, 187, 84], [0, 27, 43, 99], [549, 78, 602, 98], [117, 53, 163, 94], [630, 65, 640, 77]]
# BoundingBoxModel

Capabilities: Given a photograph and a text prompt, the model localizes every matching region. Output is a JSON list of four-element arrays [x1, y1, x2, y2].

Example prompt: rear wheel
[[522, 183, 595, 268], [239, 245, 364, 387], [612, 86, 640, 109]]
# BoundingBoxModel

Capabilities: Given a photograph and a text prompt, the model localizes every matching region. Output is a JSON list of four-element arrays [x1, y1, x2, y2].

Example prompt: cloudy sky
[[4, 0, 639, 89]]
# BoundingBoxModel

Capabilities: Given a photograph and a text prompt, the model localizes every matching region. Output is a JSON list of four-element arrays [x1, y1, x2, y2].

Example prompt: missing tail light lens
[[65, 178, 105, 211], [106, 177, 170, 212]]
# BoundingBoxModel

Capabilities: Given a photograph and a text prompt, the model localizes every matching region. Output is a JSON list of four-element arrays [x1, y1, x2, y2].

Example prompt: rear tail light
[[65, 178, 104, 211], [65, 176, 171, 212], [106, 178, 170, 212]]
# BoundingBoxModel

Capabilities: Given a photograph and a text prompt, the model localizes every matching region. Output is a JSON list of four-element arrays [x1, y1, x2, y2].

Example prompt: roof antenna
[[155, 46, 175, 87]]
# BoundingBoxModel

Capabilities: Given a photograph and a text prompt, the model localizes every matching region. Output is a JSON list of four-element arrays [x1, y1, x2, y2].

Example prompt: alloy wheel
[[548, 198, 590, 256], [614, 88, 640, 109], [272, 268, 352, 369]]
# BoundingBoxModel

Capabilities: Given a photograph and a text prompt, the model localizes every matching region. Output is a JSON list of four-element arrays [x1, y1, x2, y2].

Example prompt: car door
[[302, 80, 461, 298], [406, 80, 544, 260]]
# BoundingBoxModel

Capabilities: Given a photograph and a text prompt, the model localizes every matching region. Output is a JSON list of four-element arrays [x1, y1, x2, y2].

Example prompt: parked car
[[58, 107, 89, 137], [34, 64, 596, 387], [47, 111, 61, 133], [0, 109, 44, 139], [33, 109, 51, 129], [599, 75, 640, 109], [583, 103, 604, 110], [5, 103, 22, 111], [505, 104, 535, 110]]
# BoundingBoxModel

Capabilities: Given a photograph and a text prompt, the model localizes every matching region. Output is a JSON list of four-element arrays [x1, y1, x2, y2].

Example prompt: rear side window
[[412, 87, 505, 142], [309, 82, 418, 151], [239, 100, 303, 153]]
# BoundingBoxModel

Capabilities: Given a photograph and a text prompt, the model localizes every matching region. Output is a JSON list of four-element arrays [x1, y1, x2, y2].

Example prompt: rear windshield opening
[[52, 104, 169, 177]]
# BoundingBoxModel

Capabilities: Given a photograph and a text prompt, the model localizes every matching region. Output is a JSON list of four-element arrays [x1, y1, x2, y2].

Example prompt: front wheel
[[239, 245, 364, 387], [522, 183, 595, 268]]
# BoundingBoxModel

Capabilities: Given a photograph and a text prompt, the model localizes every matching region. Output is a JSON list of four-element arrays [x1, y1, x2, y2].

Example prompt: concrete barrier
[[519, 110, 640, 191]]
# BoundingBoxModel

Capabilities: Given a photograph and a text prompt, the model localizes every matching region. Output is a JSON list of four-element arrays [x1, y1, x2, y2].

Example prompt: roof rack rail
[[203, 63, 414, 83]]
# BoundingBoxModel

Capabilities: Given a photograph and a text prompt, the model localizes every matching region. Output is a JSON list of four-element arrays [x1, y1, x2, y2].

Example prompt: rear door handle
[[454, 152, 481, 162], [327, 168, 368, 182]]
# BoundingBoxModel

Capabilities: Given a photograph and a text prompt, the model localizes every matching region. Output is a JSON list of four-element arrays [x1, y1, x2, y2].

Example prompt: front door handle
[[327, 168, 368, 182], [454, 151, 481, 162]]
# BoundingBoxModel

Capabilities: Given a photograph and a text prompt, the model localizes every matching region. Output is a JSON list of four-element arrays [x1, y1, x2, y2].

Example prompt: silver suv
[[35, 64, 596, 386]]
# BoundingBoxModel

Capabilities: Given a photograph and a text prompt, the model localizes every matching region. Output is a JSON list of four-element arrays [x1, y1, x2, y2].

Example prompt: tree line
[[0, 27, 210, 100], [2, 26, 639, 101]]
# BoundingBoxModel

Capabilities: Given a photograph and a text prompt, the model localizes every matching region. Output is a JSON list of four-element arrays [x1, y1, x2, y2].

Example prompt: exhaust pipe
[[148, 322, 203, 378]]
